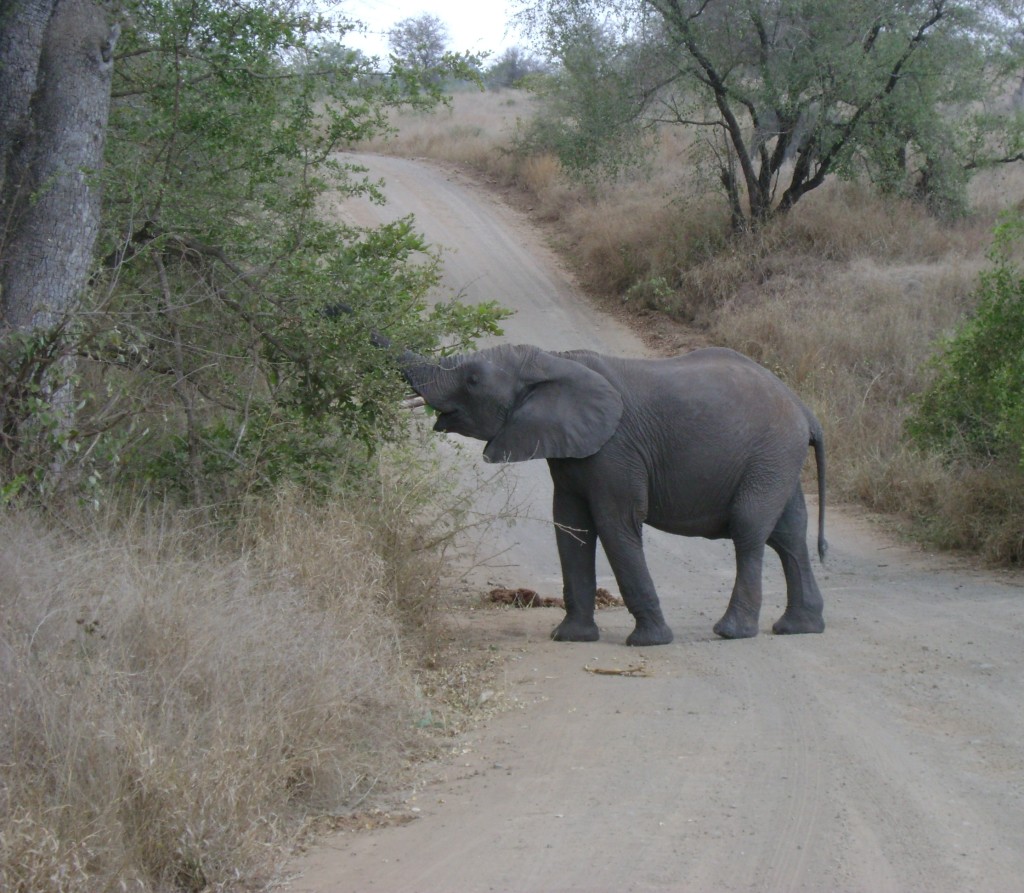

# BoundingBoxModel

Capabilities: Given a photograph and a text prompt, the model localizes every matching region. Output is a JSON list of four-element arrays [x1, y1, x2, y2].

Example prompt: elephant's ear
[[483, 351, 623, 463]]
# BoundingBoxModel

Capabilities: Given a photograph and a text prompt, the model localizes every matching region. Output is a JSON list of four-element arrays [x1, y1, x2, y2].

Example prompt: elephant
[[396, 342, 827, 647]]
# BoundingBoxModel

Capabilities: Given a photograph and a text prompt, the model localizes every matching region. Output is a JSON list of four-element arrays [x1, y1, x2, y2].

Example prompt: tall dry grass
[[367, 88, 529, 176], [374, 88, 1024, 562], [0, 448, 486, 892]]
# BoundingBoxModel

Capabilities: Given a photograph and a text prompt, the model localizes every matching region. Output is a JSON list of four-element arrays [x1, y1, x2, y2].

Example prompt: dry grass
[[366, 88, 529, 177], [691, 186, 1021, 558], [0, 449, 486, 892], [377, 88, 1024, 563]]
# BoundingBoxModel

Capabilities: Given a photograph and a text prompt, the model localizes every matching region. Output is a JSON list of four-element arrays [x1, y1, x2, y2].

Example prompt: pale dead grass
[[513, 152, 580, 221], [567, 193, 730, 301], [0, 450, 484, 892], [709, 253, 981, 464], [366, 88, 532, 179]]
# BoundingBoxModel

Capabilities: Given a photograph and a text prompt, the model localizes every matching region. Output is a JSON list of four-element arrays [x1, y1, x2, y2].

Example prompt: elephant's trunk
[[385, 345, 442, 398], [322, 301, 461, 407], [399, 353, 464, 409]]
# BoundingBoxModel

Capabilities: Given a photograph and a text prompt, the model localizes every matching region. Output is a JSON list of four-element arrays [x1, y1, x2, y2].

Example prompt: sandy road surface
[[292, 155, 1024, 892]]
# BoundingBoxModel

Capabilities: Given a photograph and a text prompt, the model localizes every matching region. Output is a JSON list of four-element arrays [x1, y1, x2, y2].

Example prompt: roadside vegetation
[[3, 1, 1024, 890], [0, 453, 484, 890], [1, 2, 503, 890]]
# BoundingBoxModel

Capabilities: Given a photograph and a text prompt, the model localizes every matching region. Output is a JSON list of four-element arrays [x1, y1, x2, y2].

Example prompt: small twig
[[583, 661, 651, 678]]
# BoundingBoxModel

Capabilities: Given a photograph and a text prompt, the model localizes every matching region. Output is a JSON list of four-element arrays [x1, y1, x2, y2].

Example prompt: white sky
[[335, 1, 528, 61]]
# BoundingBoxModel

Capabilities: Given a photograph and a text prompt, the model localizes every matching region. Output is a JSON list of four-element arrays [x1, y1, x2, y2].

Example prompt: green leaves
[[909, 214, 1024, 465], [515, 8, 648, 181], [0, 0, 507, 506]]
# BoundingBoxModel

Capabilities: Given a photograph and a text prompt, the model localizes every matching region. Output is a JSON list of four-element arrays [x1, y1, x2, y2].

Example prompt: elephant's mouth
[[432, 409, 459, 433], [433, 409, 483, 442], [401, 390, 458, 432]]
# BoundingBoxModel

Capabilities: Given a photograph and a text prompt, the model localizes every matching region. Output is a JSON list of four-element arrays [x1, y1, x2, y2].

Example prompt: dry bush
[[709, 256, 979, 456], [847, 448, 1024, 563], [779, 182, 962, 261], [365, 89, 533, 180], [516, 152, 561, 194], [695, 186, 1024, 558], [513, 153, 580, 221], [565, 191, 729, 301], [0, 452, 476, 892]]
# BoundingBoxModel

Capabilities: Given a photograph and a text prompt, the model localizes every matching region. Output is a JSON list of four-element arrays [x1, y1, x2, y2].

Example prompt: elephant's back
[[663, 346, 780, 380], [570, 346, 813, 445], [646, 349, 799, 409]]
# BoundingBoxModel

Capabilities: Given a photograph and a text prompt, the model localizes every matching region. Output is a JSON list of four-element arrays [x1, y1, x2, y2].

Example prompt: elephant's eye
[[467, 372, 480, 388]]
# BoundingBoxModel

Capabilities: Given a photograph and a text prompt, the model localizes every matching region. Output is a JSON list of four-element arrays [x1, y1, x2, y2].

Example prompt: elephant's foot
[[551, 616, 600, 642], [626, 619, 674, 647], [772, 609, 825, 635], [713, 610, 759, 640]]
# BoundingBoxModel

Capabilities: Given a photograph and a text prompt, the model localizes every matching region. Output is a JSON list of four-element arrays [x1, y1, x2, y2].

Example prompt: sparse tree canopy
[[519, 0, 1024, 226], [388, 13, 450, 71], [485, 46, 548, 88]]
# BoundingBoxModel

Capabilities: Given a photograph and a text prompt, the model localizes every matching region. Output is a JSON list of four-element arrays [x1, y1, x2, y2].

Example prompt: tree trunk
[[0, 0, 54, 193], [1, 0, 119, 488], [0, 0, 119, 330]]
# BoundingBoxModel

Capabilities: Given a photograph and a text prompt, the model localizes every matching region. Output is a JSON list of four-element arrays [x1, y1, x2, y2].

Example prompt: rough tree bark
[[0, 0, 119, 330]]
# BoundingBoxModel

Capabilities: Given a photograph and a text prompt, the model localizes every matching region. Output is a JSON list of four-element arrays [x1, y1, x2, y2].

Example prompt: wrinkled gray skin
[[402, 344, 827, 646]]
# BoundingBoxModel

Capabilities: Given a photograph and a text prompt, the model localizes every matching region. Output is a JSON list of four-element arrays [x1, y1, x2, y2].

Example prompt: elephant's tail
[[809, 416, 828, 562]]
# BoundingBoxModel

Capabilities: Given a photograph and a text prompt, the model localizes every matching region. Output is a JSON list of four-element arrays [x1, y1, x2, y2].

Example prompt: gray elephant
[[399, 343, 827, 646]]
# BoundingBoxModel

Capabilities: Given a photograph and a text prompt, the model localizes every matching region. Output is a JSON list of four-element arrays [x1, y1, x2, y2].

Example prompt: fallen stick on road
[[583, 662, 651, 677]]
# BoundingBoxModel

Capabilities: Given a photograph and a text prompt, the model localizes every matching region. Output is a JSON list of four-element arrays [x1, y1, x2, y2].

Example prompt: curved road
[[294, 156, 1024, 893]]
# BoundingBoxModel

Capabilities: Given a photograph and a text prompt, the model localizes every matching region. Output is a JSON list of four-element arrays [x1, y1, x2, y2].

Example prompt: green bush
[[0, 0, 506, 508], [512, 14, 645, 182], [908, 215, 1024, 465]]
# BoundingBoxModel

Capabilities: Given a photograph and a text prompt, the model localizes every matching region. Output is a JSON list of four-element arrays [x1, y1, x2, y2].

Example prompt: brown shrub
[[847, 449, 1024, 564], [0, 453, 472, 891]]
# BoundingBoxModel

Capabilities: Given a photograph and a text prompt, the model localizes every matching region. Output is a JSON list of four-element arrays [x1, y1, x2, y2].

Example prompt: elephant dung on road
[[399, 343, 827, 647]]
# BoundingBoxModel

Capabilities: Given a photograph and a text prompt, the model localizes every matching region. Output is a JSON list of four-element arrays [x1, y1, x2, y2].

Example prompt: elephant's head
[[400, 344, 624, 463]]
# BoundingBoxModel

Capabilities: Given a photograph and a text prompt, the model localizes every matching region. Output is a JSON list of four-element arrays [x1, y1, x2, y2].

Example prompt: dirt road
[[293, 156, 1024, 892]]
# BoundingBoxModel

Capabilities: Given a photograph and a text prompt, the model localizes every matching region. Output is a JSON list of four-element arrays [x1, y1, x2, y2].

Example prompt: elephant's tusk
[[401, 395, 426, 410]]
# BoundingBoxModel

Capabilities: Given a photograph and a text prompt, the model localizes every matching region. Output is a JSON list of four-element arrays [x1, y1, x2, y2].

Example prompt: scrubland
[[0, 448, 497, 892], [4, 85, 1022, 893], [369, 87, 1024, 564]]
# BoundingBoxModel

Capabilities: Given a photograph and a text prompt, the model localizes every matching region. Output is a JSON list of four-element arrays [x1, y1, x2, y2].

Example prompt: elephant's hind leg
[[768, 488, 825, 635], [713, 541, 765, 639]]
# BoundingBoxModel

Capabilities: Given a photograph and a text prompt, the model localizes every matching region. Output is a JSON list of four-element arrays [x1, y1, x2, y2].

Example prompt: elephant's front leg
[[550, 487, 601, 642], [596, 518, 674, 647]]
